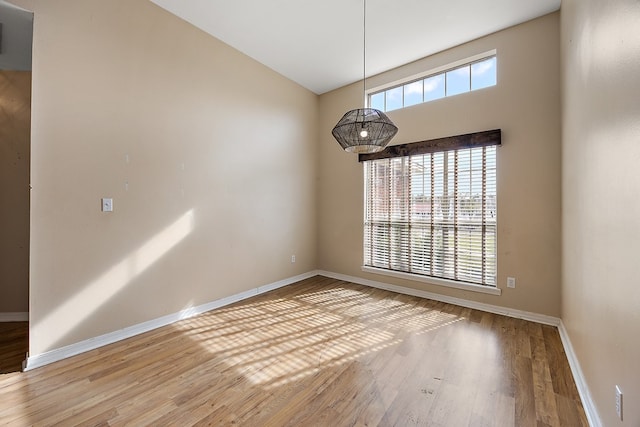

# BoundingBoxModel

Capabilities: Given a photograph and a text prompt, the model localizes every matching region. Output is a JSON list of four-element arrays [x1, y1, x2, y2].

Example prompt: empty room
[[0, 0, 638, 425]]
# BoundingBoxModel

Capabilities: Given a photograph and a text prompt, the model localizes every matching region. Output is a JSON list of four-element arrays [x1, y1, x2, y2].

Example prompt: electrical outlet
[[291, 255, 296, 263], [507, 277, 516, 288], [615, 385, 623, 420]]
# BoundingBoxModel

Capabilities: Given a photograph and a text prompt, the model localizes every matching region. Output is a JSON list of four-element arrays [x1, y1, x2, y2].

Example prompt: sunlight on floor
[[175, 286, 462, 389], [34, 209, 195, 352]]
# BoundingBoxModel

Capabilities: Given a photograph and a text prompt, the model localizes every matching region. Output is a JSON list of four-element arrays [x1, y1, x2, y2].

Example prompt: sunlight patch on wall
[[34, 209, 195, 351]]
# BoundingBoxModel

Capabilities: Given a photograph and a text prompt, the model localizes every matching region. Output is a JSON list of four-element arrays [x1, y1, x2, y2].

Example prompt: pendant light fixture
[[331, 0, 398, 154]]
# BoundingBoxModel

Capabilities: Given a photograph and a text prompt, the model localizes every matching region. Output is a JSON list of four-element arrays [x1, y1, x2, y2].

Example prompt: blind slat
[[364, 145, 497, 287]]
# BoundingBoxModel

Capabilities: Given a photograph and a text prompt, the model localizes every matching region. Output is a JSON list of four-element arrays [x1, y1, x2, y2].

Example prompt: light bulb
[[360, 129, 368, 138]]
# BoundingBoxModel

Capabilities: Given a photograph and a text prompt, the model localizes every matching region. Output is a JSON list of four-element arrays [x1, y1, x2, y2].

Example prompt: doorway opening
[[0, 0, 33, 373]]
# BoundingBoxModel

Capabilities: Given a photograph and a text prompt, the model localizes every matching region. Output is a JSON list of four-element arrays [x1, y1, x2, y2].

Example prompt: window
[[361, 130, 500, 290], [369, 55, 497, 112]]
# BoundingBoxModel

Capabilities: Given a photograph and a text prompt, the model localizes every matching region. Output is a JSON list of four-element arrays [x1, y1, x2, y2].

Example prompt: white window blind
[[363, 143, 497, 287]]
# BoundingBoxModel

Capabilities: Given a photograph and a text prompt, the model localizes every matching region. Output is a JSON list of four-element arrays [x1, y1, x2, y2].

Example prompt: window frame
[[360, 129, 501, 295], [367, 51, 497, 112]]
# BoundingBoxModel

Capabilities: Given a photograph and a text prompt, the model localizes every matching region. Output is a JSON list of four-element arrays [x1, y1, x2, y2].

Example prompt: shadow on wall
[[33, 209, 195, 352], [0, 71, 30, 314]]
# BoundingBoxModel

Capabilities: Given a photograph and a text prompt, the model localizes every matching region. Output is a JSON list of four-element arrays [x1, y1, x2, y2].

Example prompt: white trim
[[558, 321, 602, 427], [0, 312, 29, 322], [318, 270, 559, 326], [361, 266, 501, 296], [24, 271, 317, 371]]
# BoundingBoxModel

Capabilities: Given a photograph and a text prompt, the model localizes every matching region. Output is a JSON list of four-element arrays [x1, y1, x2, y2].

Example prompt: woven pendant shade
[[330, 0, 398, 154], [332, 108, 398, 153]]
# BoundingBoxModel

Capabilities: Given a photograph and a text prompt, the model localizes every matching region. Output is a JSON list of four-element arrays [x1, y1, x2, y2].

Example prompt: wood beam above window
[[358, 129, 501, 162]]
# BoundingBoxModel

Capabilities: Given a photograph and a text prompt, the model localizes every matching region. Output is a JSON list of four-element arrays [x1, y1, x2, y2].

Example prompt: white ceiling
[[150, 0, 560, 95]]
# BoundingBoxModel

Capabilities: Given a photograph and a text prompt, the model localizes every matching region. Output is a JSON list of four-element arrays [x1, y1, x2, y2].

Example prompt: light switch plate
[[101, 198, 113, 212]]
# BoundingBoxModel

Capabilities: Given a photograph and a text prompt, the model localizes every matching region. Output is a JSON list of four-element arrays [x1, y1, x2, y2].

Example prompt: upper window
[[369, 56, 497, 112], [361, 130, 500, 289]]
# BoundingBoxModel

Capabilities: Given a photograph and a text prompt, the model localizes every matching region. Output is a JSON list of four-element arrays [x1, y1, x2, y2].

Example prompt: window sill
[[361, 266, 502, 296]]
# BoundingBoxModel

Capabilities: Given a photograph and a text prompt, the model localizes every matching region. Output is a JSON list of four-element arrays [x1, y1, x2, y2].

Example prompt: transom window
[[361, 130, 500, 288], [369, 55, 497, 112]]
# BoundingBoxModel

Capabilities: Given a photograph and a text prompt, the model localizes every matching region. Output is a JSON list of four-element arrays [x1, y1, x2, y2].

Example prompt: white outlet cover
[[101, 198, 113, 212]]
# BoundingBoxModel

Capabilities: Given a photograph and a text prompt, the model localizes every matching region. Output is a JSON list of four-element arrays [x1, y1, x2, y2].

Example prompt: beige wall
[[0, 71, 30, 313], [6, 3, 635, 421], [10, 0, 318, 355], [561, 0, 640, 425], [318, 13, 562, 317]]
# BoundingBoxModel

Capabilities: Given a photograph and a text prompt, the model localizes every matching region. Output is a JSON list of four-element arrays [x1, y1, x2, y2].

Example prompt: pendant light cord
[[330, 0, 398, 152], [363, 0, 367, 106]]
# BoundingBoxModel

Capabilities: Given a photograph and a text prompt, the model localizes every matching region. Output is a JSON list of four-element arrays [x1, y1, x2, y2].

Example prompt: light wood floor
[[0, 276, 587, 426]]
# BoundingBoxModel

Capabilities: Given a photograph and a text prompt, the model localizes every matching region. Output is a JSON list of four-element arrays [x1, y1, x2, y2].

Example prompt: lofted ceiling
[[150, 0, 560, 95]]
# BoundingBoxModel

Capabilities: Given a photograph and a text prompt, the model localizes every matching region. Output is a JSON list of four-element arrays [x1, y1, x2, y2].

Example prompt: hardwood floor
[[0, 322, 28, 374], [0, 276, 587, 426]]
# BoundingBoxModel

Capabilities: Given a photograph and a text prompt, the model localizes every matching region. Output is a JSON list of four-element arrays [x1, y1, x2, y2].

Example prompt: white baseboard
[[24, 271, 317, 371], [0, 312, 28, 322], [317, 270, 561, 326], [558, 322, 602, 427]]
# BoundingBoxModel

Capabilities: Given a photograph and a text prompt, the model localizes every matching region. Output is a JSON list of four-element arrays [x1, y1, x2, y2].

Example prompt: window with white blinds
[[363, 141, 497, 287]]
